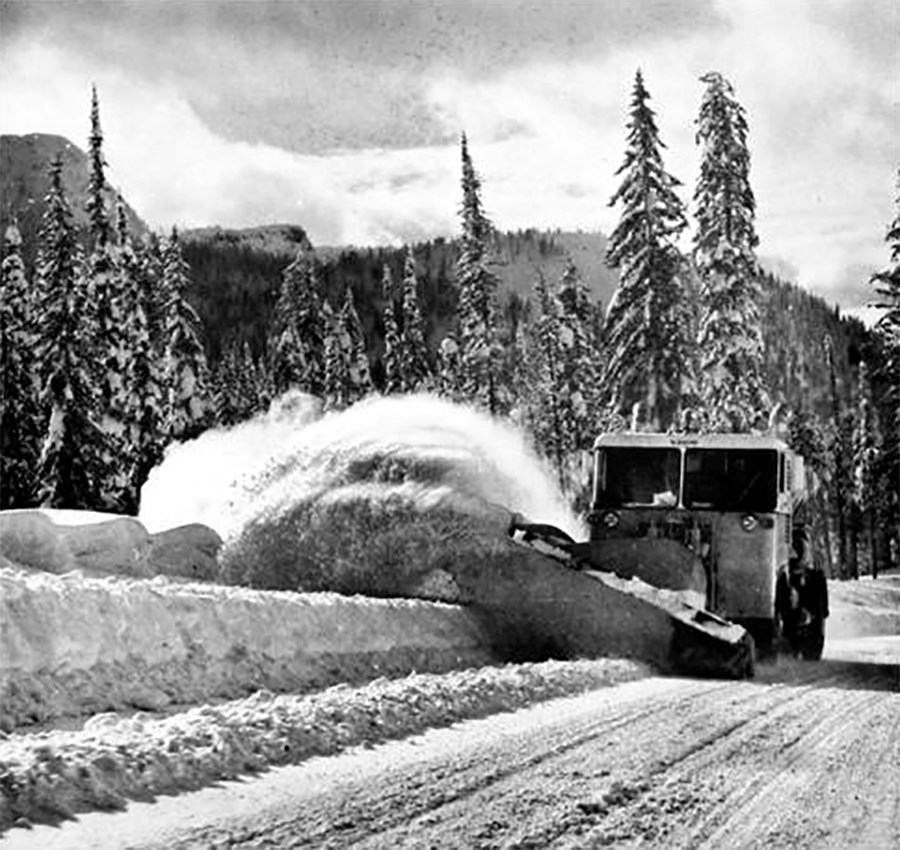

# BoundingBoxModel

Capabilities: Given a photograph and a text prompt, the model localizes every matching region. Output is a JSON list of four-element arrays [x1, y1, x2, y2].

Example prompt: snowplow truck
[[509, 432, 827, 676]]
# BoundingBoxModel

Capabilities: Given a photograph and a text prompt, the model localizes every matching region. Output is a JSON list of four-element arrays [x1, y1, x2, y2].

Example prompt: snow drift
[[0, 564, 495, 731]]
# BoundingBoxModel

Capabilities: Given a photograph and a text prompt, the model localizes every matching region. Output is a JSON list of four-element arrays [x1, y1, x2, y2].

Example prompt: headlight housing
[[740, 513, 758, 532]]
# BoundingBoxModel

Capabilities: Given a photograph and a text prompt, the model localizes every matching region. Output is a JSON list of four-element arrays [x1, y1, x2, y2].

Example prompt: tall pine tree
[[162, 229, 212, 442], [83, 87, 133, 510], [454, 133, 503, 413], [693, 71, 769, 432], [867, 169, 900, 571], [399, 247, 431, 391], [380, 264, 404, 394], [34, 158, 106, 508], [117, 201, 165, 511], [270, 248, 325, 398], [523, 271, 569, 486], [604, 70, 694, 430], [556, 259, 605, 449], [0, 222, 42, 507], [341, 287, 373, 403], [322, 299, 351, 410]]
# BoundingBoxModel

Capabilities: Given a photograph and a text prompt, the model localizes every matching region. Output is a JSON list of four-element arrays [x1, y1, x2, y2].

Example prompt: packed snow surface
[[0, 659, 650, 830]]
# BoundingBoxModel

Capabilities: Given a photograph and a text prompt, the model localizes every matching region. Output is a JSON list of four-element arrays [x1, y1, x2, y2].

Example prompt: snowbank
[[0, 510, 221, 581], [0, 565, 496, 731], [828, 575, 900, 640], [0, 658, 650, 831]]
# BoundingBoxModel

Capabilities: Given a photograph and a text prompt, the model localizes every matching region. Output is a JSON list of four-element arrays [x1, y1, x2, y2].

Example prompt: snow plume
[[139, 391, 323, 534], [143, 392, 579, 595], [141, 392, 580, 541]]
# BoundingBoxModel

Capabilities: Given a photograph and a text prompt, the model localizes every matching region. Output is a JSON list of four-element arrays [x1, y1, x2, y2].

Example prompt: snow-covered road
[[4, 638, 898, 850]]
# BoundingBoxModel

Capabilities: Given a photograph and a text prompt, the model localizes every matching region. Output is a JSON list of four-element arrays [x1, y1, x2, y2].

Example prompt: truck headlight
[[603, 511, 620, 529], [740, 514, 758, 532]]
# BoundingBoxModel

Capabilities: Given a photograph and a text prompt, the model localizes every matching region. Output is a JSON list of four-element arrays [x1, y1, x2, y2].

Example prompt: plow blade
[[448, 515, 754, 679]]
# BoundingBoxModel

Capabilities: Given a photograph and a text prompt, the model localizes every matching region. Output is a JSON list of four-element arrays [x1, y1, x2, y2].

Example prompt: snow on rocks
[[0, 509, 222, 582], [0, 512, 75, 574], [0, 564, 496, 730], [0, 658, 650, 830]]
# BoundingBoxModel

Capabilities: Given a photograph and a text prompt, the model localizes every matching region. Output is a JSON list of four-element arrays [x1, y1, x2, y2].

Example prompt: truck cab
[[587, 432, 825, 658]]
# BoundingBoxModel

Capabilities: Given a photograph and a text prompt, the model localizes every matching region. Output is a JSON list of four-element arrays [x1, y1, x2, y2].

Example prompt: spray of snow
[[139, 391, 323, 534], [141, 392, 583, 540]]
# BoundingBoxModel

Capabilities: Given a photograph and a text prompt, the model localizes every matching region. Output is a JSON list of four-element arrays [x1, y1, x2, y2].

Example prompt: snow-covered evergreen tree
[[322, 299, 352, 411], [270, 248, 325, 397], [454, 133, 503, 413], [436, 335, 462, 400], [523, 272, 569, 484], [852, 361, 886, 575], [381, 264, 404, 394], [869, 169, 900, 424], [867, 171, 900, 569], [556, 259, 605, 449], [604, 70, 695, 431], [341, 287, 373, 403], [161, 229, 212, 442], [34, 158, 106, 508], [692, 71, 769, 432], [0, 222, 42, 507], [117, 202, 165, 511], [86, 84, 111, 250], [399, 247, 431, 391], [82, 88, 135, 510], [137, 233, 168, 355], [245, 342, 273, 417]]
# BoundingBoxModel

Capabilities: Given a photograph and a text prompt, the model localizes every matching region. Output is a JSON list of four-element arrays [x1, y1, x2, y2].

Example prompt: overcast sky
[[1, 0, 897, 314]]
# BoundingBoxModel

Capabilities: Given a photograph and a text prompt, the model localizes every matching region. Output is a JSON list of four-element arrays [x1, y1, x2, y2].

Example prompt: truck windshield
[[595, 448, 681, 507], [683, 449, 778, 512]]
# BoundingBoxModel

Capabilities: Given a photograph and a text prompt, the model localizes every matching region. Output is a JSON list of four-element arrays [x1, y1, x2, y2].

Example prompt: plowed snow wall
[[0, 567, 496, 731]]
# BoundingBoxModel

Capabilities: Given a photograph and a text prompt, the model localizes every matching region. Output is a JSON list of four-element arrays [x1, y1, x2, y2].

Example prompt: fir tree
[[86, 84, 110, 249], [454, 133, 503, 413], [270, 248, 325, 397], [693, 71, 769, 432], [868, 169, 900, 433], [117, 202, 165, 511], [211, 344, 243, 427], [867, 171, 900, 572], [322, 299, 351, 410], [399, 247, 431, 391], [604, 70, 694, 431], [852, 361, 885, 576], [0, 222, 42, 507], [83, 89, 133, 509], [556, 259, 605, 450], [137, 233, 168, 354], [34, 158, 106, 508], [341, 287, 373, 403], [381, 264, 404, 394], [523, 272, 569, 485], [162, 229, 212, 442], [436, 335, 462, 400]]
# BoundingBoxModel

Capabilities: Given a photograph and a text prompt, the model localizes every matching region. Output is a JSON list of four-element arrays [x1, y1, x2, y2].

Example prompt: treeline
[[1, 74, 898, 578]]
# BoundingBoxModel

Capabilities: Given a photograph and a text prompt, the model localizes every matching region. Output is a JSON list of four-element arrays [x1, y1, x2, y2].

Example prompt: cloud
[[1, 0, 724, 153], [1, 0, 894, 313]]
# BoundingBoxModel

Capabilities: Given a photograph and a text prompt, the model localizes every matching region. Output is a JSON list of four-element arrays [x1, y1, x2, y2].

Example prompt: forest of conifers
[[1, 73, 897, 579]]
